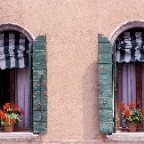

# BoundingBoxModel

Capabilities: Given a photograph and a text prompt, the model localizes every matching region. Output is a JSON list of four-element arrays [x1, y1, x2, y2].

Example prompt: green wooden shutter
[[98, 34, 113, 134], [32, 35, 47, 133]]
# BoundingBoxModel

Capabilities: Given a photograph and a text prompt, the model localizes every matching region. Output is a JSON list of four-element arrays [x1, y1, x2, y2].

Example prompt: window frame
[[0, 24, 47, 134]]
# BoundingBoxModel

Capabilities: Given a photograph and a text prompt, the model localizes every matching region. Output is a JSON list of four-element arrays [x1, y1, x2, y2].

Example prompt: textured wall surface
[[0, 0, 144, 143]]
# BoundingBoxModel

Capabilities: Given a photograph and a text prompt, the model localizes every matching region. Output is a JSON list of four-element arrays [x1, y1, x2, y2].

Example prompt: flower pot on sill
[[3, 123, 14, 132], [127, 122, 137, 132]]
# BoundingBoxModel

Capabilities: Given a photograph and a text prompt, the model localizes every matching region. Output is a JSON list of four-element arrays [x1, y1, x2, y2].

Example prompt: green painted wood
[[99, 109, 113, 121], [33, 35, 47, 133], [98, 34, 110, 43], [98, 97, 113, 109], [33, 122, 47, 133], [98, 43, 112, 53], [33, 80, 46, 90], [98, 84, 112, 97], [98, 75, 112, 84], [99, 122, 113, 134], [33, 70, 47, 80], [98, 34, 113, 134], [98, 64, 112, 73], [33, 51, 46, 62], [33, 111, 47, 121], [98, 53, 112, 63], [33, 64, 46, 70], [33, 91, 47, 111]]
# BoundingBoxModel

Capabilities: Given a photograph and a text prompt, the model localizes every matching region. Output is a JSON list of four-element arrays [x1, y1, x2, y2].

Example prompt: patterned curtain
[[116, 31, 144, 62], [118, 63, 136, 127], [15, 68, 30, 128], [0, 32, 29, 69]]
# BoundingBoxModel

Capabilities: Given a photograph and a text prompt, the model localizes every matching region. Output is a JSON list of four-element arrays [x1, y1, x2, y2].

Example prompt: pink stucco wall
[[0, 0, 144, 143]]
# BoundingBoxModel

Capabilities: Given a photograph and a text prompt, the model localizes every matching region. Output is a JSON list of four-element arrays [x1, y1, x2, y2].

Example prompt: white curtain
[[118, 63, 136, 127], [15, 67, 30, 128], [142, 64, 144, 110]]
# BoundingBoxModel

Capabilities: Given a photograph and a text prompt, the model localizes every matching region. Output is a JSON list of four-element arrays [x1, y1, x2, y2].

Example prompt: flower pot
[[4, 123, 14, 132], [127, 123, 137, 132]]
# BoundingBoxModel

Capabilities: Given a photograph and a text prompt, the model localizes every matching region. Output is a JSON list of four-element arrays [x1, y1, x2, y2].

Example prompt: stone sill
[[107, 133, 144, 141], [0, 132, 38, 140]]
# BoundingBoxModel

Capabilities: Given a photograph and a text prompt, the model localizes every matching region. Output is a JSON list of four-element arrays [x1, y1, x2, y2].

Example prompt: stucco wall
[[0, 0, 144, 143]]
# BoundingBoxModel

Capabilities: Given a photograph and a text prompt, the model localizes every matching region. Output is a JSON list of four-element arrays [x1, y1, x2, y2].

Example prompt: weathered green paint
[[33, 111, 47, 121], [33, 122, 47, 133], [33, 52, 46, 62], [33, 35, 47, 133], [98, 34, 113, 134], [99, 109, 113, 122], [33, 91, 47, 111], [98, 97, 113, 109], [33, 64, 46, 70], [98, 84, 112, 97], [98, 75, 112, 84], [98, 43, 112, 53], [98, 34, 109, 43], [99, 122, 113, 134], [98, 53, 112, 63], [33, 80, 46, 90], [33, 70, 47, 80], [98, 64, 112, 73]]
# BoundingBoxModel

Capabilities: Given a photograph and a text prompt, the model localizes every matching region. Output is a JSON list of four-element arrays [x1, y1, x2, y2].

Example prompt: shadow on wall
[[82, 62, 99, 139]]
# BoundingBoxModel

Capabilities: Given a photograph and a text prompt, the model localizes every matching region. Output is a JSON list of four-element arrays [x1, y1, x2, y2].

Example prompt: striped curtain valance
[[116, 31, 144, 62], [0, 32, 29, 70]]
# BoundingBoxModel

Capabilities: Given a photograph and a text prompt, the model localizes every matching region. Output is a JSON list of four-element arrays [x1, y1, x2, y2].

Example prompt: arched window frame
[[98, 21, 144, 134], [0, 23, 47, 133]]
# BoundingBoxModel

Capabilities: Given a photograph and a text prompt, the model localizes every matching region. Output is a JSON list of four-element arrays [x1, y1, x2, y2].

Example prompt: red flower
[[20, 109, 24, 115], [3, 103, 10, 110], [0, 110, 4, 117], [0, 112, 6, 119], [5, 118, 9, 123], [124, 110, 130, 117], [11, 118, 16, 123], [129, 102, 134, 109], [13, 104, 19, 111], [142, 110, 144, 114], [121, 103, 126, 111]]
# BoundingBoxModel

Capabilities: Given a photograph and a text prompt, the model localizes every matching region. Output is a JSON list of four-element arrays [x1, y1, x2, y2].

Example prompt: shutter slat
[[32, 35, 47, 133], [98, 34, 113, 134]]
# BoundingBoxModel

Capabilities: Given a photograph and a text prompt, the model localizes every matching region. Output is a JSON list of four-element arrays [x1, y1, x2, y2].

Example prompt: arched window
[[0, 31, 30, 129], [116, 29, 144, 131], [0, 24, 47, 133], [98, 22, 144, 134]]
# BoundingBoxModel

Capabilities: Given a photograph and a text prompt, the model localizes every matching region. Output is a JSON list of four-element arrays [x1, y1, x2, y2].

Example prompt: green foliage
[[124, 109, 143, 124], [121, 102, 144, 124]]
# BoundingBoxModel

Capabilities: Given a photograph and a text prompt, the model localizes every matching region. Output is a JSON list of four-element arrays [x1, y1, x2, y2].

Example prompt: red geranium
[[142, 109, 144, 114], [11, 118, 16, 123], [13, 104, 19, 111], [121, 102, 144, 124], [121, 103, 126, 111], [129, 102, 134, 109], [124, 110, 130, 117], [20, 109, 24, 115], [3, 103, 10, 110], [0, 103, 24, 126]]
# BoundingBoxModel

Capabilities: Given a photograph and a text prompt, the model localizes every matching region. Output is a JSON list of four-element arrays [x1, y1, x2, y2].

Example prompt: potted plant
[[0, 103, 24, 132], [121, 102, 144, 132]]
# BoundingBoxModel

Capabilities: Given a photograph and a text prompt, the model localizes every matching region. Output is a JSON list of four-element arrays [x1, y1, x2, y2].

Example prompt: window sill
[[107, 133, 144, 142], [0, 132, 38, 140]]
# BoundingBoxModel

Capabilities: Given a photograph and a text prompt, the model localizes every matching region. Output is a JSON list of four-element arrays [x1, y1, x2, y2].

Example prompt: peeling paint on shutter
[[98, 34, 113, 134], [33, 35, 47, 133]]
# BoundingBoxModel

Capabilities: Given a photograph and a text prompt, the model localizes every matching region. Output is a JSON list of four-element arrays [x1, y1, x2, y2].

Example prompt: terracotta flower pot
[[4, 123, 14, 132], [127, 123, 137, 132]]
